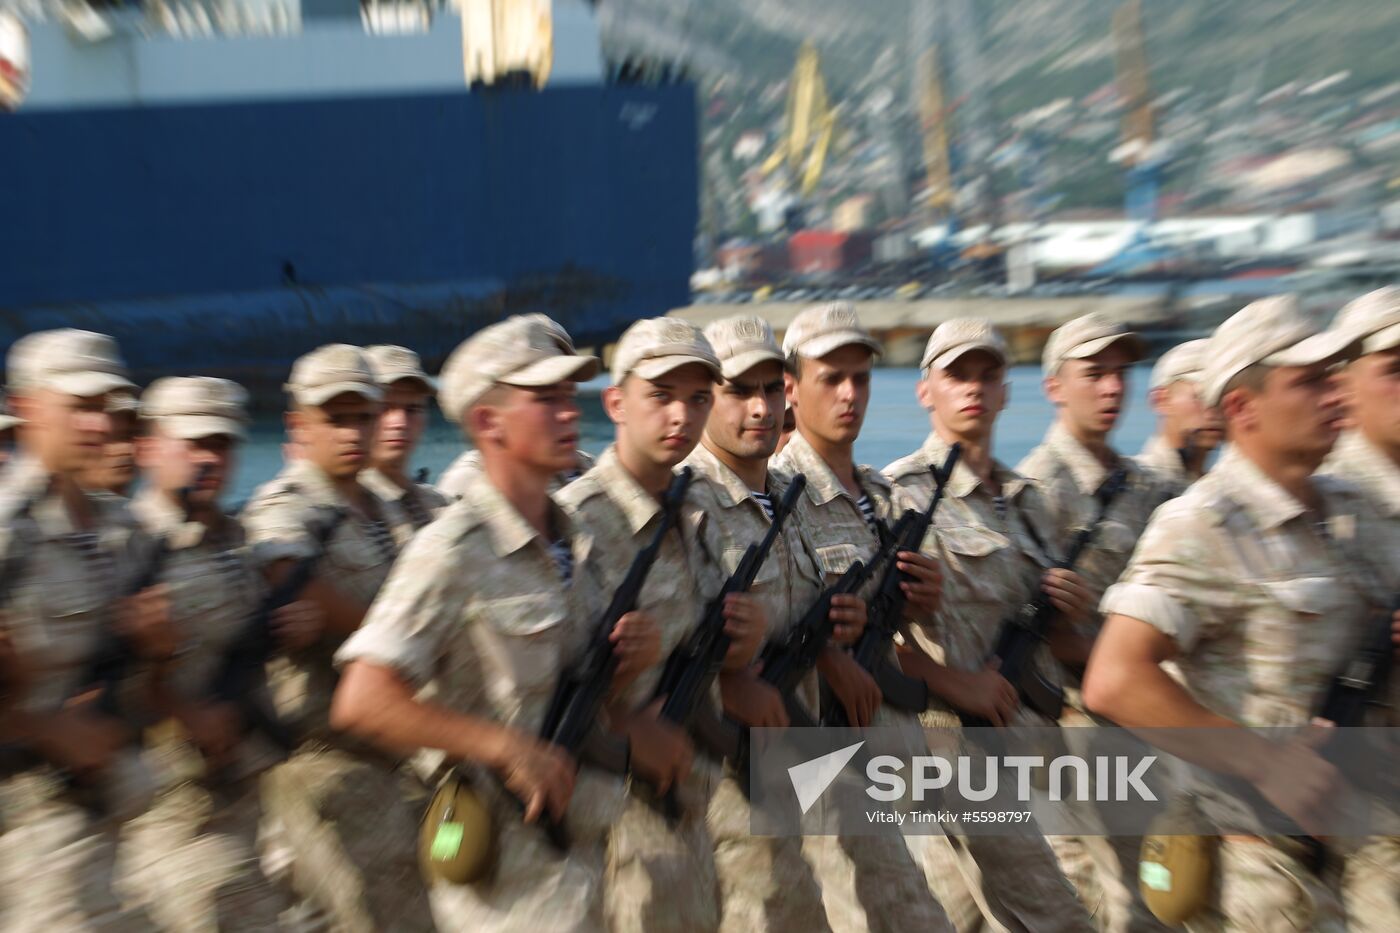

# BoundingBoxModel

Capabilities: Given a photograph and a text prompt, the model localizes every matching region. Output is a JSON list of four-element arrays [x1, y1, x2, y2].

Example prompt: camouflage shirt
[[336, 472, 626, 837], [1320, 430, 1400, 518], [1101, 446, 1400, 726], [438, 448, 595, 500], [360, 466, 451, 545], [886, 432, 1063, 725], [1132, 433, 1195, 499], [555, 445, 725, 709], [1016, 422, 1168, 634], [240, 459, 400, 737]]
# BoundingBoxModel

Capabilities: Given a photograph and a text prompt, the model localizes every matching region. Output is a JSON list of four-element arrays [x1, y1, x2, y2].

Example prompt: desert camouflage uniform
[[887, 431, 1096, 933], [115, 489, 290, 932], [336, 471, 628, 932], [1101, 446, 1400, 932], [241, 459, 433, 932], [680, 443, 832, 933], [0, 457, 160, 931], [772, 431, 957, 933], [1016, 423, 1173, 931], [361, 466, 451, 546], [556, 445, 725, 933], [1132, 434, 1195, 500], [1322, 430, 1400, 518], [439, 449, 595, 500]]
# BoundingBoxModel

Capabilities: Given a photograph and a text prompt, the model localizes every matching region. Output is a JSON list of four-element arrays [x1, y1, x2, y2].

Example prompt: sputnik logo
[[787, 741, 865, 814]]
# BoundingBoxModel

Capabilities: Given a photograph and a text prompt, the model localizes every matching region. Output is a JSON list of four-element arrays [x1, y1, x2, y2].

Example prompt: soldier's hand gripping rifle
[[534, 467, 693, 848], [1318, 595, 1400, 728], [823, 443, 962, 728], [961, 467, 1128, 727], [644, 475, 806, 816], [208, 506, 347, 755]]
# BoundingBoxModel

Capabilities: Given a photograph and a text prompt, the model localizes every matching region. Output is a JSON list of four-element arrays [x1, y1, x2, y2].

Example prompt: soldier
[[555, 317, 768, 933], [0, 329, 173, 929], [1133, 339, 1223, 497], [1016, 314, 1183, 929], [682, 314, 868, 933], [1322, 287, 1400, 517], [1319, 287, 1400, 931], [770, 302, 956, 933], [1085, 295, 1400, 931], [117, 376, 323, 931], [332, 314, 682, 931], [885, 318, 1097, 933], [81, 390, 141, 497], [240, 343, 434, 932], [0, 388, 18, 474], [361, 344, 451, 540]]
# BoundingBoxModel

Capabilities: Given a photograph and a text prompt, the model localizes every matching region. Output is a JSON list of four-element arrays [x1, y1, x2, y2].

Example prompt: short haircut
[[1221, 363, 1270, 400]]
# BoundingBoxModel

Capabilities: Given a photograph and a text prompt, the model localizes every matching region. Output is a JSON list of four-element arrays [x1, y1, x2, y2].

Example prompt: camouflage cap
[[284, 344, 384, 408], [363, 345, 437, 392], [1200, 295, 1362, 407], [1042, 312, 1146, 376], [1148, 339, 1209, 390], [1333, 286, 1400, 355], [439, 314, 599, 424], [141, 376, 250, 441], [611, 317, 722, 384], [703, 314, 784, 380], [0, 389, 18, 431], [5, 328, 136, 399], [782, 302, 883, 361], [919, 318, 1008, 373]]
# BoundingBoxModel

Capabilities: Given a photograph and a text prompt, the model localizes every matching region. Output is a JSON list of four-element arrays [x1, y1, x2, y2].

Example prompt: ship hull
[[0, 83, 697, 402]]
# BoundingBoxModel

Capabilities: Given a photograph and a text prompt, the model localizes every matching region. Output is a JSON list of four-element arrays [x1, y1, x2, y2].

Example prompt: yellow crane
[[1112, 0, 1154, 163], [761, 41, 837, 197], [917, 45, 955, 214]]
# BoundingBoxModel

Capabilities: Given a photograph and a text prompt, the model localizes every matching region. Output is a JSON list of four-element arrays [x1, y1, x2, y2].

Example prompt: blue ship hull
[[0, 84, 697, 402]]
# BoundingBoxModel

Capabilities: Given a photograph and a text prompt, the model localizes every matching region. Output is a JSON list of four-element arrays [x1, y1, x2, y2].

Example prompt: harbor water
[[226, 364, 1162, 504]]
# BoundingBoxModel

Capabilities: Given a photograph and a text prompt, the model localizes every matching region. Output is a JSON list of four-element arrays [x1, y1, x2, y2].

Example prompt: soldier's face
[[373, 380, 430, 471], [918, 350, 1007, 439], [17, 389, 112, 473], [139, 429, 235, 508], [82, 409, 138, 495], [1158, 379, 1223, 452], [291, 394, 380, 479], [1245, 363, 1346, 459], [490, 382, 582, 474], [608, 365, 714, 469], [705, 361, 784, 462], [787, 345, 873, 447], [1047, 344, 1133, 438], [1342, 348, 1400, 452]]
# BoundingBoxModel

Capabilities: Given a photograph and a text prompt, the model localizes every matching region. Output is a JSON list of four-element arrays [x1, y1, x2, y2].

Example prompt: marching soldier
[[556, 317, 768, 933], [1322, 287, 1400, 517], [333, 314, 678, 931], [1085, 295, 1400, 931], [1133, 339, 1222, 497], [770, 302, 957, 933], [884, 318, 1097, 933], [117, 376, 323, 931], [681, 314, 857, 933], [361, 344, 451, 540], [439, 441, 594, 499], [1014, 313, 1170, 929], [240, 343, 434, 932], [0, 329, 173, 930]]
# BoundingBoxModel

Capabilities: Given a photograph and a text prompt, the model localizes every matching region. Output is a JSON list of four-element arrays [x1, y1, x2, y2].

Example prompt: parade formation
[[1, 293, 1398, 933]]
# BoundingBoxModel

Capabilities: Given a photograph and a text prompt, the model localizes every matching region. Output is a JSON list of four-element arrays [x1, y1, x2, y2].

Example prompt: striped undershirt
[[547, 538, 573, 585], [751, 490, 775, 521], [856, 493, 877, 531]]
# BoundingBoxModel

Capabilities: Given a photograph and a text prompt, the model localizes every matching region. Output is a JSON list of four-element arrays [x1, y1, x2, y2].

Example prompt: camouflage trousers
[[0, 763, 158, 932], [259, 743, 434, 933], [604, 768, 721, 933], [706, 772, 831, 933], [1342, 836, 1400, 932], [115, 776, 288, 932], [1183, 837, 1345, 933]]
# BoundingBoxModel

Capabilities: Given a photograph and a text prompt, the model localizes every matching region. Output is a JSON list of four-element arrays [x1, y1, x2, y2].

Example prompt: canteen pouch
[[419, 769, 496, 885], [1139, 795, 1217, 927]]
